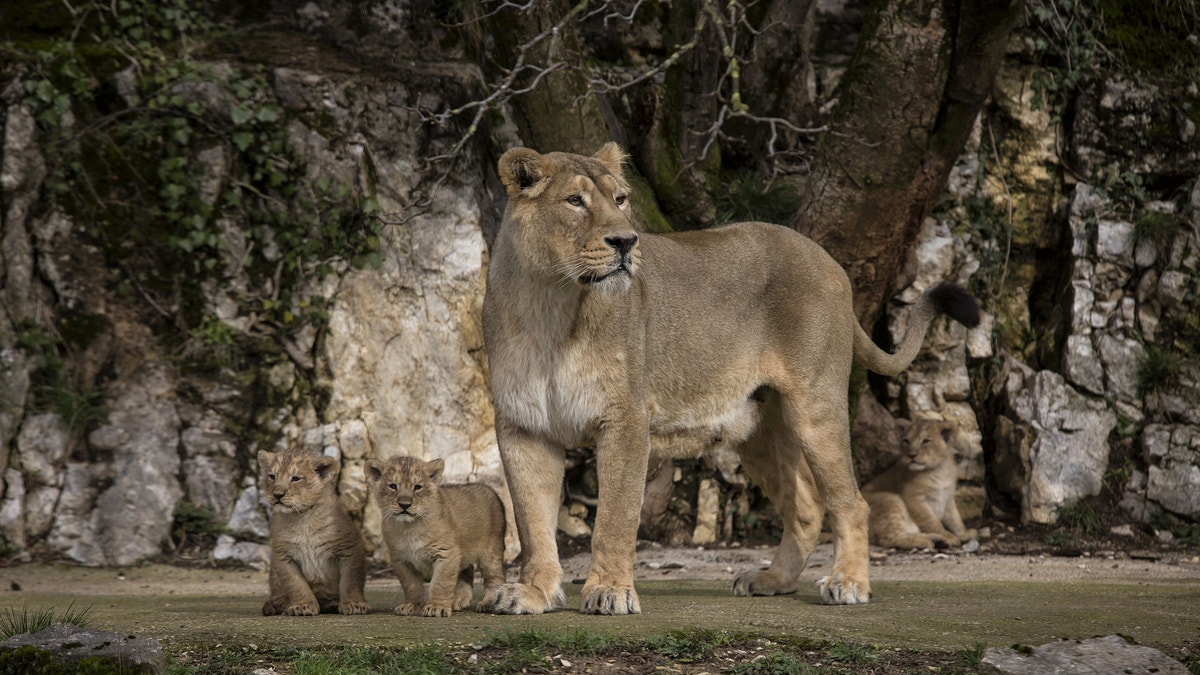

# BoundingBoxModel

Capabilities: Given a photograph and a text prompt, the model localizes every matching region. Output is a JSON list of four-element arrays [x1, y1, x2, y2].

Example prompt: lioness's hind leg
[[784, 395, 870, 605], [733, 401, 823, 597]]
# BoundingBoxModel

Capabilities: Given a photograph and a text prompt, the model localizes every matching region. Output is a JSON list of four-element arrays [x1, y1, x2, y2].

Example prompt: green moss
[[0, 647, 130, 675], [1097, 0, 1199, 77]]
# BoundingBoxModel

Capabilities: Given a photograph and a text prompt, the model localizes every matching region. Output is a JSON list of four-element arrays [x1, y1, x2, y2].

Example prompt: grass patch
[[1057, 499, 1102, 535], [0, 601, 94, 639], [1137, 345, 1184, 397], [714, 171, 804, 226]]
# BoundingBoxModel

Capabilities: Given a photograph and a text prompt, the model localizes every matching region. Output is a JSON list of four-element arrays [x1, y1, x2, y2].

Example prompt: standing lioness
[[482, 143, 979, 614]]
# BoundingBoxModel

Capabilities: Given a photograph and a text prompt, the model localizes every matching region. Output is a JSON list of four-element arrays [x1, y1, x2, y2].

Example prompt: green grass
[[1057, 499, 1102, 535], [713, 171, 805, 226], [0, 601, 94, 639], [1137, 345, 1184, 397]]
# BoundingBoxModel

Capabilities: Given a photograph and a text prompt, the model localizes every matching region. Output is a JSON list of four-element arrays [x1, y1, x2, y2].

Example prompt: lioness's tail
[[853, 282, 980, 377]]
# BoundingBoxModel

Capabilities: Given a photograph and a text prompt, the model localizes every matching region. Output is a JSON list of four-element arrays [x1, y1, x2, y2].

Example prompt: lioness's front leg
[[487, 424, 566, 614], [582, 419, 650, 615]]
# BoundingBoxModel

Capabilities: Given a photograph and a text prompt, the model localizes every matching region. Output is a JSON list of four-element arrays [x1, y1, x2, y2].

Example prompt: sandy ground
[[4, 543, 1199, 599]]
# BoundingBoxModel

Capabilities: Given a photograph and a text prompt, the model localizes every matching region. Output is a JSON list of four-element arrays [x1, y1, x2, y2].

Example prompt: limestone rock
[[1142, 425, 1200, 519], [1, 623, 164, 675], [982, 635, 1185, 674], [213, 534, 269, 569], [15, 413, 67, 486], [182, 456, 240, 520], [995, 360, 1116, 524], [227, 486, 270, 540]]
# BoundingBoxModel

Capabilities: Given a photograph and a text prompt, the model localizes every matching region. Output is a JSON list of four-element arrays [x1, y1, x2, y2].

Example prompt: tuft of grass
[[1137, 346, 1184, 397], [827, 641, 877, 663], [641, 628, 735, 660], [1133, 209, 1182, 251], [732, 651, 820, 674], [291, 645, 457, 675], [947, 643, 986, 674], [0, 601, 94, 639], [713, 171, 804, 226], [1057, 499, 1102, 535]]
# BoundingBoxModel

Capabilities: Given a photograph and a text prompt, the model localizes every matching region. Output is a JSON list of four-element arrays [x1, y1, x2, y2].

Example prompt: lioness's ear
[[593, 142, 627, 180], [365, 459, 384, 484], [314, 456, 339, 482], [498, 147, 548, 197], [426, 458, 445, 485]]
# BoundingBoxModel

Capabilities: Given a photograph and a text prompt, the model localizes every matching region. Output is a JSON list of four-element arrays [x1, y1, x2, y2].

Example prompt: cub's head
[[498, 142, 640, 295], [900, 419, 957, 472], [365, 456, 444, 522], [257, 449, 339, 513]]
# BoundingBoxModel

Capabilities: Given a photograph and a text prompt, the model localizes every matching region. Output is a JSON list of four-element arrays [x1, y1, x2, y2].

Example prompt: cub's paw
[[732, 568, 799, 597], [580, 584, 641, 615], [422, 603, 453, 618], [483, 583, 562, 615], [452, 586, 473, 611], [816, 573, 870, 605], [283, 602, 320, 616], [339, 600, 371, 615], [959, 528, 979, 542], [393, 602, 421, 616]]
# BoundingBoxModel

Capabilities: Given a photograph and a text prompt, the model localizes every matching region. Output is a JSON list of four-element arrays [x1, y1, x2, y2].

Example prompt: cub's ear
[[365, 459, 384, 484], [939, 423, 957, 444], [425, 458, 445, 485], [314, 455, 339, 482], [593, 142, 628, 180], [498, 147, 548, 198], [257, 450, 274, 470]]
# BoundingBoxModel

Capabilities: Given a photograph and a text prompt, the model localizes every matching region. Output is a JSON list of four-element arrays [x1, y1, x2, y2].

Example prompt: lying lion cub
[[258, 449, 371, 616], [366, 456, 507, 617], [482, 143, 980, 614], [862, 418, 977, 550]]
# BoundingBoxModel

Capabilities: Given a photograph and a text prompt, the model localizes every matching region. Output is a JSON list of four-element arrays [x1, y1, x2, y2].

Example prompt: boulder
[[1, 623, 164, 674], [982, 635, 1185, 674]]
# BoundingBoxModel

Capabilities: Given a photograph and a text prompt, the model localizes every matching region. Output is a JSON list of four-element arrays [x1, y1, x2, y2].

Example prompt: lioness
[[366, 456, 507, 617], [258, 449, 371, 616], [482, 143, 979, 614], [862, 418, 977, 550]]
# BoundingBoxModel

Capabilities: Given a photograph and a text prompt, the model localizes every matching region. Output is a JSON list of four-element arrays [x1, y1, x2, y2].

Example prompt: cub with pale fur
[[482, 143, 980, 614], [862, 418, 977, 549], [258, 449, 371, 616], [366, 456, 506, 617]]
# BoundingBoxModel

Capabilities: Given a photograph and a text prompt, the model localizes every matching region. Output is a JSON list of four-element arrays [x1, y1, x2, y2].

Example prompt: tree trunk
[[790, 0, 1020, 323], [478, 0, 672, 232]]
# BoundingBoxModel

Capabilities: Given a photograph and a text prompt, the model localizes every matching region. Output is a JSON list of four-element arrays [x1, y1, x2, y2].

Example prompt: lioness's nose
[[605, 233, 638, 255]]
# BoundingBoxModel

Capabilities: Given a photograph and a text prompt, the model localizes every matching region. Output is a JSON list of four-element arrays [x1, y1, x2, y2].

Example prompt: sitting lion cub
[[258, 449, 371, 616], [861, 418, 977, 550], [366, 456, 506, 617]]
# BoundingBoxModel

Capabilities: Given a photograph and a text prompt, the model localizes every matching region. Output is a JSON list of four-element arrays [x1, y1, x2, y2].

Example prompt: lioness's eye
[[291, 475, 301, 482], [614, 194, 627, 206], [566, 194, 584, 207]]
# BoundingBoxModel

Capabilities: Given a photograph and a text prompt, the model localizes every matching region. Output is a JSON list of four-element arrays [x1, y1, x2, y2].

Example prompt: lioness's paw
[[731, 568, 799, 597], [394, 602, 421, 616], [484, 582, 562, 615], [339, 600, 371, 615], [816, 573, 870, 605], [283, 602, 320, 616], [580, 584, 641, 615], [422, 604, 453, 618]]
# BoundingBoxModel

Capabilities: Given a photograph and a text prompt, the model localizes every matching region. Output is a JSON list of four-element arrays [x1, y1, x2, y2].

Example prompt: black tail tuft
[[926, 282, 981, 329]]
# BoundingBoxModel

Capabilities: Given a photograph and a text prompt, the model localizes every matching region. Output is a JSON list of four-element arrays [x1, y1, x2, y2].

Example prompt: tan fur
[[482, 143, 977, 614], [366, 456, 507, 617], [258, 449, 370, 616], [862, 419, 977, 550]]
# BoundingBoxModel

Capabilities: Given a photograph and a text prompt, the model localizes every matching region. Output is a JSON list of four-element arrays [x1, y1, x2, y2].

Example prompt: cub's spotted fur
[[258, 449, 370, 616], [366, 456, 506, 617]]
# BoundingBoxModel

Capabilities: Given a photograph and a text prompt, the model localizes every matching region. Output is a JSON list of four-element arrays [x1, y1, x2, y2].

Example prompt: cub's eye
[[267, 474, 275, 481], [566, 194, 584, 207], [413, 484, 423, 492], [291, 475, 302, 482], [614, 194, 627, 206], [388, 483, 398, 491]]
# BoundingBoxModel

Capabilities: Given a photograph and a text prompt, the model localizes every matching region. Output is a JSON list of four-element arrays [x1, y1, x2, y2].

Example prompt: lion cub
[[861, 418, 977, 550], [366, 456, 506, 617], [258, 449, 371, 616]]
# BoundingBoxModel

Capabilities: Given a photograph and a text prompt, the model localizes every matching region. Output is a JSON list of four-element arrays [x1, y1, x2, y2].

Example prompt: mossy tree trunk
[[789, 0, 1021, 323], [476, 0, 671, 232]]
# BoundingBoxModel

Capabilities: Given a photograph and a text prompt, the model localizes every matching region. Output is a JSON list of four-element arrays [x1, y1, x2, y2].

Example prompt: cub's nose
[[272, 490, 286, 500], [604, 233, 638, 256]]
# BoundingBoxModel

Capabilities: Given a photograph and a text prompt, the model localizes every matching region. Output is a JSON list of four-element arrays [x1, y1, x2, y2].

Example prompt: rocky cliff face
[[1, 1, 1197, 568]]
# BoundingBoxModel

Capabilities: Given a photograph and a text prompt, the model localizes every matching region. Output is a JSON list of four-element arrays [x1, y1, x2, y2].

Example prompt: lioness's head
[[365, 456, 444, 522], [497, 142, 640, 294], [257, 449, 339, 513], [900, 419, 956, 472]]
